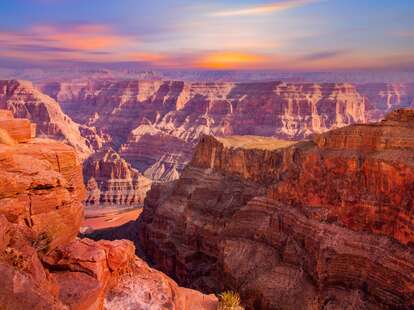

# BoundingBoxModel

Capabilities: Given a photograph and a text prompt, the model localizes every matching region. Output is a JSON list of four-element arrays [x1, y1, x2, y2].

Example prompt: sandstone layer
[[0, 80, 94, 158], [43, 80, 373, 182], [139, 109, 414, 309], [0, 113, 217, 309], [83, 147, 152, 206], [38, 80, 414, 205]]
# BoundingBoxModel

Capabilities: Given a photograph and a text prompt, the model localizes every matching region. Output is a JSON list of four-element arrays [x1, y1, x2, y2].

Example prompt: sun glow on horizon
[[0, 0, 412, 70]]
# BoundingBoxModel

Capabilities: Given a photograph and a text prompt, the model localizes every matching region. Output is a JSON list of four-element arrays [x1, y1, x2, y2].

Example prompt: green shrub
[[218, 291, 243, 310]]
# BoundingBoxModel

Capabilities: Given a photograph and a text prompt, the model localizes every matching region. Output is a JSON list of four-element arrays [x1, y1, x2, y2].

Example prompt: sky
[[0, 0, 413, 71]]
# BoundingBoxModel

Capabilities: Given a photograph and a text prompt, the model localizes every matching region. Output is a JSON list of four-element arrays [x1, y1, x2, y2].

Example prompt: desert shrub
[[218, 291, 244, 310], [32, 232, 51, 253], [0, 128, 16, 145]]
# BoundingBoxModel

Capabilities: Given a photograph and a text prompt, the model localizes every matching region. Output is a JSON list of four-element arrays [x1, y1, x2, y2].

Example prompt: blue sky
[[0, 0, 413, 70]]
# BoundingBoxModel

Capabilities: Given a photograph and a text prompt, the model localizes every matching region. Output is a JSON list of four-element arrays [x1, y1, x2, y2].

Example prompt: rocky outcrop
[[0, 80, 94, 158], [83, 147, 152, 206], [0, 113, 217, 309], [0, 111, 85, 250], [139, 109, 414, 309]]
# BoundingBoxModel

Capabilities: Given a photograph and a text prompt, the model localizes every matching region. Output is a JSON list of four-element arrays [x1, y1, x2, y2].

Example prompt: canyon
[[139, 109, 414, 309], [2, 77, 414, 309], [0, 110, 217, 309], [2, 78, 414, 207], [42, 80, 414, 189]]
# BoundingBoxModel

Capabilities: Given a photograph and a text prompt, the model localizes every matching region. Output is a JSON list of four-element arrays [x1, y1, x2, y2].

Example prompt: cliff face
[[0, 111, 217, 310], [0, 80, 94, 159], [83, 147, 152, 206], [139, 109, 414, 309], [44, 80, 371, 182], [37, 80, 414, 204]]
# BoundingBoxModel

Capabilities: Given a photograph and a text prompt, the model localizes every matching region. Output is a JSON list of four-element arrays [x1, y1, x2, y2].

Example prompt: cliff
[[0, 80, 94, 159], [83, 147, 152, 206], [43, 80, 371, 183], [139, 109, 414, 309], [0, 111, 217, 309]]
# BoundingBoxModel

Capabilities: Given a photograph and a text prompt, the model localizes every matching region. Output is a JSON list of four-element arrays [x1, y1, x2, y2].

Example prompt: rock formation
[[83, 147, 152, 206], [0, 80, 94, 159], [43, 80, 371, 182], [38, 80, 414, 205], [0, 111, 217, 309], [139, 109, 414, 309]]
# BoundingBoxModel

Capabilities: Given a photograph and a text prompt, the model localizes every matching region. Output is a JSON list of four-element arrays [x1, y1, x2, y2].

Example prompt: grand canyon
[[1, 0, 414, 309]]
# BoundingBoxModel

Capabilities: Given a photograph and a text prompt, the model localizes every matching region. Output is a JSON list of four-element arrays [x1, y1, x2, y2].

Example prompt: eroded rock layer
[[83, 147, 152, 206], [44, 80, 373, 182], [139, 109, 414, 309], [0, 80, 94, 158], [0, 114, 217, 310]]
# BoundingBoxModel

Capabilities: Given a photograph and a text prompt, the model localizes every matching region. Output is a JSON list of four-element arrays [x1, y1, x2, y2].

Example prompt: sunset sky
[[0, 0, 413, 70]]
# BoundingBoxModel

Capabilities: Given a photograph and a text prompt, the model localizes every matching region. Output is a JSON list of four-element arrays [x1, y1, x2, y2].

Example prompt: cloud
[[0, 23, 140, 62], [302, 50, 349, 61], [211, 0, 321, 17]]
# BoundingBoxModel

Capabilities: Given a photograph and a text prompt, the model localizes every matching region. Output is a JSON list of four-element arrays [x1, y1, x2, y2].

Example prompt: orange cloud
[[212, 0, 321, 17], [125, 52, 166, 63], [30, 24, 130, 50], [0, 23, 139, 63], [195, 52, 267, 69]]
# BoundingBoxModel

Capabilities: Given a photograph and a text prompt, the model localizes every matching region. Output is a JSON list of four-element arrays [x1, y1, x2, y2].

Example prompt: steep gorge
[[139, 109, 414, 309], [0, 110, 217, 309], [12, 79, 414, 207]]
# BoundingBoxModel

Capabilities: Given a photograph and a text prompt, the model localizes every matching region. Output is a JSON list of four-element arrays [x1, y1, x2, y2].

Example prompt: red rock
[[0, 80, 93, 159], [0, 114, 216, 310], [42, 80, 368, 183], [139, 109, 414, 309], [53, 271, 102, 310], [83, 147, 152, 206]]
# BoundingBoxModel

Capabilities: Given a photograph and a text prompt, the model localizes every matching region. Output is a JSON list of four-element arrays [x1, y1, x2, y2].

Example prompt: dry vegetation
[[217, 135, 296, 151], [218, 291, 244, 310]]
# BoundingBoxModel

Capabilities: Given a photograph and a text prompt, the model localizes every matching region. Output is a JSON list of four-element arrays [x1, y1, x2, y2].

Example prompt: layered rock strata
[[45, 80, 369, 182], [0, 80, 94, 158], [0, 114, 217, 309], [139, 109, 414, 309], [83, 147, 152, 206], [39, 80, 414, 204]]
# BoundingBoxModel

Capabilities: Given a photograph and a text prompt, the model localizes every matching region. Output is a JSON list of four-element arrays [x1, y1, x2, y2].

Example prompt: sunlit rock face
[[83, 147, 152, 206], [139, 109, 414, 309], [0, 113, 217, 310], [0, 80, 96, 159], [43, 80, 371, 182]]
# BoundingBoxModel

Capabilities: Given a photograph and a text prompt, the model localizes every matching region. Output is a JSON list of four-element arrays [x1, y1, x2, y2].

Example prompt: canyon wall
[[3, 79, 411, 207], [83, 147, 152, 206], [139, 109, 414, 309], [0, 80, 96, 159], [0, 111, 217, 309], [42, 80, 380, 182], [37, 80, 413, 206]]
